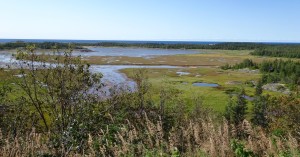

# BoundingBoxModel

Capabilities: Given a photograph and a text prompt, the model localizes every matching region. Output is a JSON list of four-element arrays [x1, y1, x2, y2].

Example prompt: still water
[[0, 47, 198, 93]]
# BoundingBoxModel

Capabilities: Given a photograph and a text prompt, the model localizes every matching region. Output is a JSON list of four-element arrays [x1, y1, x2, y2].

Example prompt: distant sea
[[0, 39, 299, 45]]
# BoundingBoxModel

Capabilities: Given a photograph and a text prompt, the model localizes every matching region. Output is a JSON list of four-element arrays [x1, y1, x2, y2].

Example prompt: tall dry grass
[[0, 113, 299, 157]]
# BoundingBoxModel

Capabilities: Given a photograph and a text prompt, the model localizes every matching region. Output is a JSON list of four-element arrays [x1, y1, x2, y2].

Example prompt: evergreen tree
[[233, 89, 247, 126], [251, 95, 268, 128], [225, 89, 247, 126], [225, 97, 235, 122], [255, 79, 263, 96]]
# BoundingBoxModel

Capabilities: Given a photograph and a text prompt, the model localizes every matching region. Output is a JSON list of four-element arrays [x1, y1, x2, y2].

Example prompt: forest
[[250, 46, 300, 58], [222, 59, 300, 89]]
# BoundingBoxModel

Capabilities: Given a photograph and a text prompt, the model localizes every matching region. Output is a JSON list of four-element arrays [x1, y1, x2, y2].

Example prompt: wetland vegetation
[[0, 42, 299, 156]]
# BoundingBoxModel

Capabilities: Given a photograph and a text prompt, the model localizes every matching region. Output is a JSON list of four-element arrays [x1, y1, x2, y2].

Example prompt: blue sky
[[0, 0, 300, 42]]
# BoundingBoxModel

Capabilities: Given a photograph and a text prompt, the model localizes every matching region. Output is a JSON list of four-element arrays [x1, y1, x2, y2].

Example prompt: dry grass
[[83, 49, 300, 66], [0, 113, 298, 157], [84, 54, 267, 66]]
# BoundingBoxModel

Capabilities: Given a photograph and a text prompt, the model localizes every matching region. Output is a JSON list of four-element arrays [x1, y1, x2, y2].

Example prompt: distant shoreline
[[0, 39, 220, 44], [1, 39, 300, 45]]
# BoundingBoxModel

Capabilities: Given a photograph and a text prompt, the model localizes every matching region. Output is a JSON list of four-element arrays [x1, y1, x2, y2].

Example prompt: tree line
[[84, 42, 266, 50], [222, 59, 300, 88], [0, 41, 81, 50], [2, 41, 300, 58], [250, 45, 300, 58]]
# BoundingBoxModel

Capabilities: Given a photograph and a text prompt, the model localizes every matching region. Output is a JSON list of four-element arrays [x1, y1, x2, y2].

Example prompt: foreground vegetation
[[0, 46, 299, 156]]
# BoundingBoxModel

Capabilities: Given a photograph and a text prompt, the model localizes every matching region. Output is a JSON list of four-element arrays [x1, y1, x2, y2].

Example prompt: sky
[[0, 0, 300, 42]]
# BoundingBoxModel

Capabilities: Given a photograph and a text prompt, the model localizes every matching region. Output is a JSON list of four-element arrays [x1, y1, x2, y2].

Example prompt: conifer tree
[[252, 80, 268, 127], [225, 89, 247, 126], [251, 95, 268, 128]]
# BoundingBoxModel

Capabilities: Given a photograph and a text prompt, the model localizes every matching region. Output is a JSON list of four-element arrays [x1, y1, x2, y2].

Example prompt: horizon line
[[1, 38, 300, 44]]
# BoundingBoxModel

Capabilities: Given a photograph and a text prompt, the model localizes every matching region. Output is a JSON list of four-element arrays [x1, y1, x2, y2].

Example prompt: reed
[[0, 113, 298, 157]]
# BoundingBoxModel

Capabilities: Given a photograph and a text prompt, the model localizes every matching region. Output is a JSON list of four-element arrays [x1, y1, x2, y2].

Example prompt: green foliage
[[221, 63, 231, 70], [0, 84, 11, 130], [88, 42, 282, 50], [260, 59, 300, 86], [267, 96, 300, 138], [251, 79, 269, 128], [224, 59, 300, 89], [225, 98, 235, 123], [251, 45, 300, 58], [225, 89, 248, 126], [3, 45, 104, 153], [132, 69, 151, 110], [170, 147, 180, 157], [255, 79, 263, 96], [231, 139, 255, 157], [0, 84, 10, 103], [0, 41, 81, 50], [251, 95, 269, 128], [226, 59, 258, 70]]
